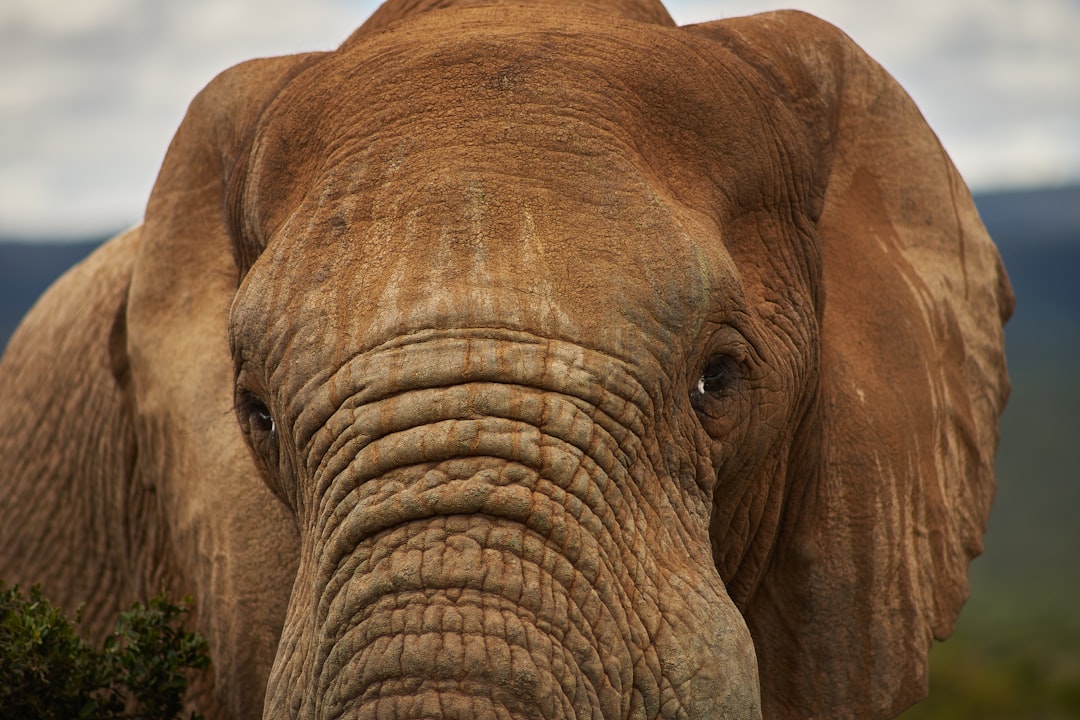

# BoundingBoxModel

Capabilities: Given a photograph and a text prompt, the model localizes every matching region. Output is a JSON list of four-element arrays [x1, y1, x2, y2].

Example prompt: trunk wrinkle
[[265, 333, 755, 719], [299, 331, 652, 478]]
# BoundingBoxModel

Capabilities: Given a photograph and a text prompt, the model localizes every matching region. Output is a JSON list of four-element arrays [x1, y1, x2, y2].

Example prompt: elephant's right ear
[[123, 53, 324, 718], [125, 52, 324, 485], [132, 53, 323, 302], [686, 11, 1012, 720]]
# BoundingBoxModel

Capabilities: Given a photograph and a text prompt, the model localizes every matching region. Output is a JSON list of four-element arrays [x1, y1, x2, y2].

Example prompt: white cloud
[[0, 0, 134, 38], [670, 0, 1080, 194], [0, 0, 379, 237], [1, 0, 1078, 237]]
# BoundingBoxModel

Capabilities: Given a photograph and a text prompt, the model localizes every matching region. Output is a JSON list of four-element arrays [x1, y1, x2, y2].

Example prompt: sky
[[1, 0, 1079, 239]]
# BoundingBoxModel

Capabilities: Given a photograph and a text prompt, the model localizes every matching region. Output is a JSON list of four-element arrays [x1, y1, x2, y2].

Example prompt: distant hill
[[0, 239, 103, 348], [976, 184, 1080, 247], [976, 184, 1080, 346]]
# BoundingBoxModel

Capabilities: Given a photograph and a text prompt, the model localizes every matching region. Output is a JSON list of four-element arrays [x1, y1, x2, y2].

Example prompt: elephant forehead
[[234, 162, 743, 370]]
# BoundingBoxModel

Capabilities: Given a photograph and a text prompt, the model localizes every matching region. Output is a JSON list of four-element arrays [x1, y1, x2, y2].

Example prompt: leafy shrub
[[0, 583, 209, 720]]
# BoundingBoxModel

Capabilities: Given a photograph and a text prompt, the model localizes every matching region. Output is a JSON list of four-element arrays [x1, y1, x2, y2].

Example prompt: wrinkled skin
[[0, 1, 1012, 719]]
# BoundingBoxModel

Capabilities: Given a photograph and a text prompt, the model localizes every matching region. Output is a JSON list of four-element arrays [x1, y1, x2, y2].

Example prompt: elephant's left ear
[[686, 11, 1013, 720]]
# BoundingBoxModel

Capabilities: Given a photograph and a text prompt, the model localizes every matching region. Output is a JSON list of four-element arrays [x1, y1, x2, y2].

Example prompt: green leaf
[[0, 582, 210, 720]]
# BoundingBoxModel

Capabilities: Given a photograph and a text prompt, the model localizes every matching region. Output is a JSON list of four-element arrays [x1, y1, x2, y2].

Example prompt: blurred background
[[2, 1, 1077, 716]]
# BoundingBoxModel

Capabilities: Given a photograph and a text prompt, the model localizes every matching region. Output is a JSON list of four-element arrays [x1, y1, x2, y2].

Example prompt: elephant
[[0, 0, 1013, 718]]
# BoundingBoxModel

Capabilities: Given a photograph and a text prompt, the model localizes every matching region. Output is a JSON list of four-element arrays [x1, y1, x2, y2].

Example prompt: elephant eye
[[251, 402, 276, 436], [237, 391, 277, 442], [691, 354, 741, 410], [235, 388, 293, 505]]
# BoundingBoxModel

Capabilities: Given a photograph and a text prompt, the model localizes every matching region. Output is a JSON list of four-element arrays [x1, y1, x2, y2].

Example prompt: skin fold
[[0, 1, 1012, 719]]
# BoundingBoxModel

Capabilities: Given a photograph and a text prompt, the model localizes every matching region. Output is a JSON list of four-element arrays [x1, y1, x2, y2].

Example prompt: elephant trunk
[[316, 468, 633, 719], [263, 333, 760, 719]]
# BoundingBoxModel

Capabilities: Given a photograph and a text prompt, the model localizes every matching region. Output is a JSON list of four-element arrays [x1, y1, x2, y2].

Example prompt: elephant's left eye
[[237, 391, 277, 444], [690, 354, 741, 411], [250, 402, 276, 436]]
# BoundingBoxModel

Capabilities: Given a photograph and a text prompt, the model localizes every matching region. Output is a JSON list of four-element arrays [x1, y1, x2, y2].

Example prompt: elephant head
[[0, 0, 1012, 718]]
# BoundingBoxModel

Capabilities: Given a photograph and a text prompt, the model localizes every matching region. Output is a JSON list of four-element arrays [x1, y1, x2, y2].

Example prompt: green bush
[[0, 583, 210, 720]]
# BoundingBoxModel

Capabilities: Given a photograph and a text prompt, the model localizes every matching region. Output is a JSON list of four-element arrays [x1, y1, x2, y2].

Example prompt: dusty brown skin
[[0, 1, 1012, 718]]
